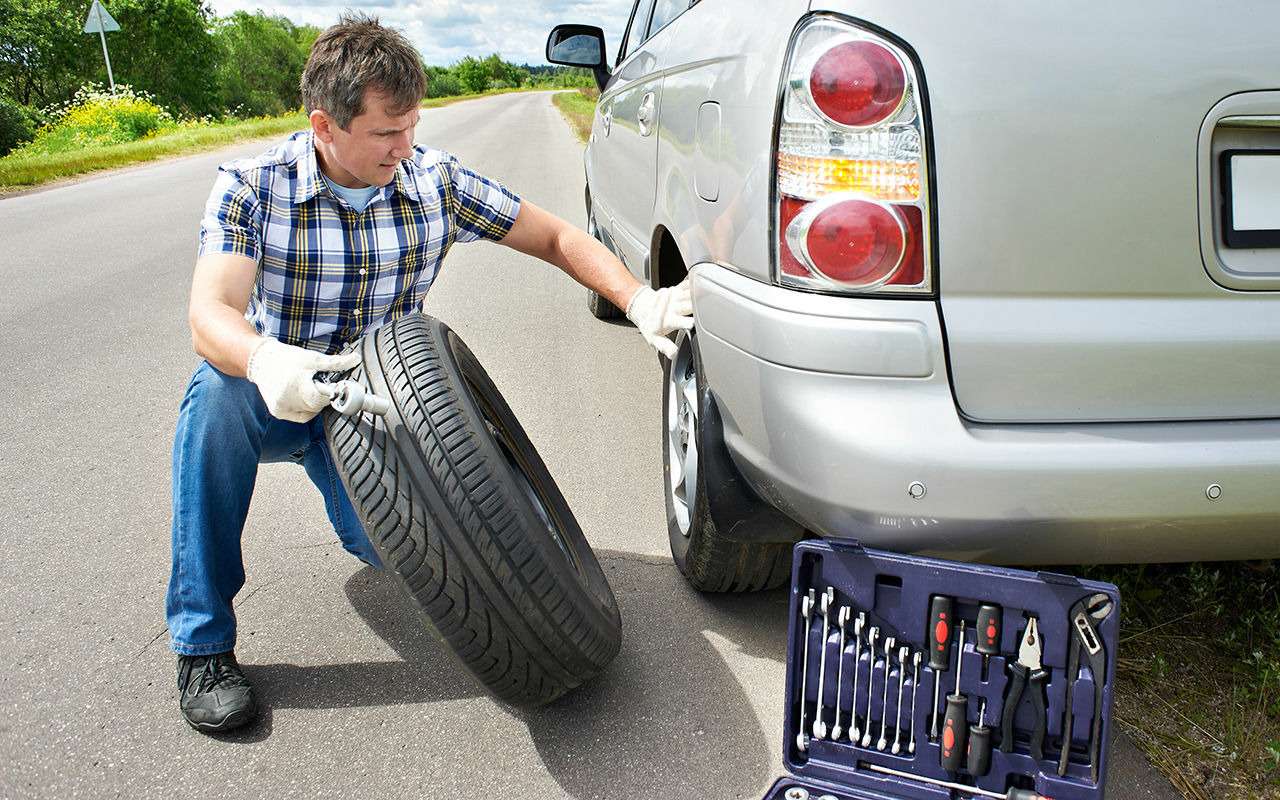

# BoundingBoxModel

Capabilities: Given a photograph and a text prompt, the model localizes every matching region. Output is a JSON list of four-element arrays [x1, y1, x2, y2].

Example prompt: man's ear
[[310, 109, 335, 144]]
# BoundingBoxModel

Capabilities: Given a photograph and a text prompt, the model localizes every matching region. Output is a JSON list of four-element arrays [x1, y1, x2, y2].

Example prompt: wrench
[[877, 636, 896, 750], [860, 626, 879, 747], [796, 589, 815, 752], [908, 650, 922, 754], [892, 645, 909, 753], [316, 378, 391, 417], [813, 588, 834, 740], [831, 606, 851, 741], [850, 612, 866, 743]]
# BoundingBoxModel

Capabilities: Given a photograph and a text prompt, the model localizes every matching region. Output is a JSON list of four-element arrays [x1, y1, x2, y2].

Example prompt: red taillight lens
[[787, 198, 907, 287], [808, 41, 906, 128]]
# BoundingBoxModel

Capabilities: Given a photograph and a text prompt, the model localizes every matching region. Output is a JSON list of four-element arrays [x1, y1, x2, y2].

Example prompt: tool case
[[762, 540, 1120, 800]]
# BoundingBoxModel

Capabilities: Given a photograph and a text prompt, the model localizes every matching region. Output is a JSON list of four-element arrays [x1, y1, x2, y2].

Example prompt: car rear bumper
[[691, 262, 1280, 564]]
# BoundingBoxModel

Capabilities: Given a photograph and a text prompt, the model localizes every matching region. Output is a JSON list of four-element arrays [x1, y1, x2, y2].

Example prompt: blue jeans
[[166, 361, 381, 656]]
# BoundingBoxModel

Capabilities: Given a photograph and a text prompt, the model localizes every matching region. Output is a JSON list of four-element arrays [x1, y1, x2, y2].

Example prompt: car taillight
[[774, 16, 931, 295], [808, 41, 906, 128]]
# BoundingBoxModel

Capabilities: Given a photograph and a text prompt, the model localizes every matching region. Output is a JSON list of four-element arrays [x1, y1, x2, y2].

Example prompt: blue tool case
[[763, 540, 1120, 800]]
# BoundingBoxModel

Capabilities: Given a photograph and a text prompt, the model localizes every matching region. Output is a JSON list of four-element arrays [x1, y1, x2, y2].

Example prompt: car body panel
[[694, 263, 1280, 563], [806, 0, 1280, 423], [593, 7, 675, 277]]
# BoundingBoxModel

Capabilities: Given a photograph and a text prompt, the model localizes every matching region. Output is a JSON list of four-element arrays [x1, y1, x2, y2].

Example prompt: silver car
[[548, 1, 1280, 590]]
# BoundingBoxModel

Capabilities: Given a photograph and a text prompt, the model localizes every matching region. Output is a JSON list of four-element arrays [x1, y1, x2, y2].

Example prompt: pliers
[[999, 616, 1048, 760], [1058, 593, 1114, 782]]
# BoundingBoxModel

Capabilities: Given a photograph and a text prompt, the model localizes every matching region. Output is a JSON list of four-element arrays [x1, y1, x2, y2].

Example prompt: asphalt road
[[0, 91, 1178, 799]]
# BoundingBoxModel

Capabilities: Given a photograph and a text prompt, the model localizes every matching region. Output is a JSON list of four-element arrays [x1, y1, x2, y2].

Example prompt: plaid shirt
[[198, 130, 522, 354]]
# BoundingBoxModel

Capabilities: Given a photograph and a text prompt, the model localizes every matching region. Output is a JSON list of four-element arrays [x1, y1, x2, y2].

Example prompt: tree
[[213, 11, 309, 117], [100, 0, 221, 116], [0, 0, 96, 108], [453, 56, 489, 94]]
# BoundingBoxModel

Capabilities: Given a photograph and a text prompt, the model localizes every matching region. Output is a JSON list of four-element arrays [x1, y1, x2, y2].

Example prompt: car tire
[[323, 313, 622, 706], [585, 209, 623, 319], [587, 288, 623, 320], [663, 329, 793, 592]]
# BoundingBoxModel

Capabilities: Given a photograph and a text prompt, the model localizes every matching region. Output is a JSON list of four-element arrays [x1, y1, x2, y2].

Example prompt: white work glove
[[246, 338, 361, 423], [625, 279, 694, 359]]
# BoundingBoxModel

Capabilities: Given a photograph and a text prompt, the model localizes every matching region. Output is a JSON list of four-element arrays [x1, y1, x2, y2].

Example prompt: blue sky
[[206, 0, 636, 67]]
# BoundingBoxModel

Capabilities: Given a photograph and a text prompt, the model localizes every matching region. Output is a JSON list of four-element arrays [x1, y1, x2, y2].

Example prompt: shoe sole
[[184, 705, 256, 734]]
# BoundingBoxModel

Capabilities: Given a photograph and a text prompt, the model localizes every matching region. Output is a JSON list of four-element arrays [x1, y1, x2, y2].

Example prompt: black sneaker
[[176, 651, 257, 733]]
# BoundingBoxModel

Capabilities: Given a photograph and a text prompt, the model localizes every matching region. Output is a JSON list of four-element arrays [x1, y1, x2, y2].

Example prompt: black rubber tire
[[587, 288, 623, 319], [324, 313, 622, 706], [663, 330, 793, 592], [585, 205, 623, 320]]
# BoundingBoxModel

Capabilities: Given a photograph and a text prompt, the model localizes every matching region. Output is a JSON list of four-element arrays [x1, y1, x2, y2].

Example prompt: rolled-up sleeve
[[198, 168, 264, 261], [443, 157, 522, 244]]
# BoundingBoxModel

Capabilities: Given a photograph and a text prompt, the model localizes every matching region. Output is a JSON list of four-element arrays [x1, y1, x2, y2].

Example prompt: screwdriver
[[976, 603, 1002, 679], [940, 621, 969, 771], [864, 762, 1054, 800], [967, 698, 992, 777], [927, 594, 954, 740]]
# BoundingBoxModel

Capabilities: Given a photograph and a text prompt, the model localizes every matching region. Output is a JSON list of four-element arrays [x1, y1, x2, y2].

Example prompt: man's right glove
[[247, 338, 361, 423]]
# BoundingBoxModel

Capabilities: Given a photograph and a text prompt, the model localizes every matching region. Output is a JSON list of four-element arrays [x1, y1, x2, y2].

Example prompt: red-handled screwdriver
[[940, 621, 969, 772], [976, 603, 1002, 679], [927, 594, 954, 741]]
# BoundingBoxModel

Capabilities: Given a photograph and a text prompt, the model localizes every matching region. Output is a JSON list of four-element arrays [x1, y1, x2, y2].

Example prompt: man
[[168, 13, 692, 734]]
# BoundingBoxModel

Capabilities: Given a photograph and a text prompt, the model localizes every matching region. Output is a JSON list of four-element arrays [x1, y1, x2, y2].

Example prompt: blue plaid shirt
[[198, 130, 522, 354]]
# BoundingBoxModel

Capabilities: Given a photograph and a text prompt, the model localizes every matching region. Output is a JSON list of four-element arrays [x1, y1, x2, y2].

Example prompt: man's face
[[319, 88, 420, 188]]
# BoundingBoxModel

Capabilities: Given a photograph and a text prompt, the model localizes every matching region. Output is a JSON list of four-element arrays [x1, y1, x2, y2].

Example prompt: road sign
[[82, 0, 119, 91], [83, 0, 119, 33]]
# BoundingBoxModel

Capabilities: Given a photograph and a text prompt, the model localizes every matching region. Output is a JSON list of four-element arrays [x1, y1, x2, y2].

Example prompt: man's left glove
[[625, 279, 694, 359], [247, 338, 361, 423]]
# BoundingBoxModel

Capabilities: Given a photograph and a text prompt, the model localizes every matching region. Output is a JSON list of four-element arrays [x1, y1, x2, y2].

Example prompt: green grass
[[552, 87, 598, 143], [0, 113, 309, 190], [0, 87, 550, 193], [1075, 561, 1280, 798]]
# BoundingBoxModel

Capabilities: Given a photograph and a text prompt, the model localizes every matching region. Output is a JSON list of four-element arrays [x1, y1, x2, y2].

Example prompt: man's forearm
[[551, 225, 644, 312], [189, 301, 264, 378]]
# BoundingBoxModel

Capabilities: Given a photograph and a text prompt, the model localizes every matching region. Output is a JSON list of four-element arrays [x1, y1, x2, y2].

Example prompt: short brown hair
[[301, 13, 426, 130]]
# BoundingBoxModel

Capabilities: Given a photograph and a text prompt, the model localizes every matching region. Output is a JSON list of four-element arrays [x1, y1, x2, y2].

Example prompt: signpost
[[82, 0, 121, 92]]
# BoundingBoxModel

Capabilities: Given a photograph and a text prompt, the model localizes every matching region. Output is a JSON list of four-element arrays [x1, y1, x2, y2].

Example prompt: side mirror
[[546, 24, 610, 93]]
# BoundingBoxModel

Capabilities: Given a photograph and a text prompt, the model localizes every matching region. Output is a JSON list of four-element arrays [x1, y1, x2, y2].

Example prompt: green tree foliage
[[0, 96, 45, 153], [453, 56, 490, 94], [101, 0, 221, 116], [0, 0, 96, 107], [213, 11, 310, 117]]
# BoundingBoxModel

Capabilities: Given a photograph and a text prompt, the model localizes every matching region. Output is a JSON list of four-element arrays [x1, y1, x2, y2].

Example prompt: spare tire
[[323, 313, 622, 706]]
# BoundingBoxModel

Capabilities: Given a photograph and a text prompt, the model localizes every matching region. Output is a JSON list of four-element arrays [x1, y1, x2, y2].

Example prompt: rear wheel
[[585, 212, 623, 319], [324, 313, 622, 706], [663, 330, 793, 592]]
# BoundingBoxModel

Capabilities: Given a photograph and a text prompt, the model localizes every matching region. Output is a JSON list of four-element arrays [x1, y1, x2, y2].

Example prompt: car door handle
[[637, 92, 656, 136], [602, 105, 613, 136]]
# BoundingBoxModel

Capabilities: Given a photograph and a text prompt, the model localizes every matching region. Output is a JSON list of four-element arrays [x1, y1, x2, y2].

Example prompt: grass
[[1075, 561, 1280, 798], [552, 86, 598, 143], [0, 86, 553, 193]]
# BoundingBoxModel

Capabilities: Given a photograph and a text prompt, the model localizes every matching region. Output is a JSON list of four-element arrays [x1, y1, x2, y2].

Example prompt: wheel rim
[[666, 331, 699, 537]]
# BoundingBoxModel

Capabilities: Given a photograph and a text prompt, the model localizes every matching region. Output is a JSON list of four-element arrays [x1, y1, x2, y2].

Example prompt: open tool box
[[763, 540, 1120, 800]]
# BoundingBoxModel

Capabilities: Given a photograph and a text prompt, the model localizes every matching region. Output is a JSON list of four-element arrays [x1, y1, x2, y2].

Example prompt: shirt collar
[[292, 131, 421, 205]]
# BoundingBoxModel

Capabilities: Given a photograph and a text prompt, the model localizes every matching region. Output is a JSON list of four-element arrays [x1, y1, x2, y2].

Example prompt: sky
[[205, 0, 636, 67]]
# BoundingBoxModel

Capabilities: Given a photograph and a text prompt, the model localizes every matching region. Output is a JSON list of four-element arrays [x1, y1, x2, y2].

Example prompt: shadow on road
[[235, 549, 794, 798]]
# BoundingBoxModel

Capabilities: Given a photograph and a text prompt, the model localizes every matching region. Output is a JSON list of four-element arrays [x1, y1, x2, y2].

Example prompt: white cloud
[[206, 0, 635, 66]]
